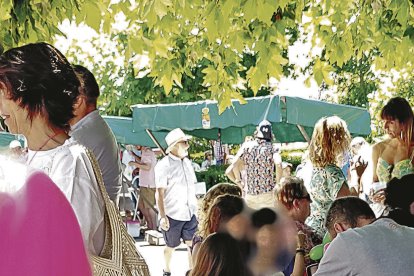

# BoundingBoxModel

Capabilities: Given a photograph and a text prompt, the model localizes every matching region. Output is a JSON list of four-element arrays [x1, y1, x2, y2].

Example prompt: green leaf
[[84, 2, 102, 32], [243, 0, 257, 23], [396, 0, 409, 27]]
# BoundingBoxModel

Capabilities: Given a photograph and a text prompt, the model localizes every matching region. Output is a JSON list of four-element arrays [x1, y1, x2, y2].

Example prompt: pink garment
[[0, 171, 92, 276], [139, 148, 157, 188]]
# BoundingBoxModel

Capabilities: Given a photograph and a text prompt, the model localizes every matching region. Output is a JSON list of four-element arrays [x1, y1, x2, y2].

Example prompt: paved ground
[[135, 234, 190, 276]]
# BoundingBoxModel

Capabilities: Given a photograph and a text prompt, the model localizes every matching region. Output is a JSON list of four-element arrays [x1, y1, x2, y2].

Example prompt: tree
[[334, 53, 380, 108], [2, 0, 414, 112]]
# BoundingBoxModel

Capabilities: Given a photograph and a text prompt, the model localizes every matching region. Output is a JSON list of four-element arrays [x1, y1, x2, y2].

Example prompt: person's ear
[[410, 202, 414, 215], [74, 95, 85, 110], [333, 222, 347, 234], [292, 199, 300, 210]]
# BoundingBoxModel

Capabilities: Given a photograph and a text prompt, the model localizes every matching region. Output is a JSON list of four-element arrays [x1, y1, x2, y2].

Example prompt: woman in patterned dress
[[305, 116, 355, 237]]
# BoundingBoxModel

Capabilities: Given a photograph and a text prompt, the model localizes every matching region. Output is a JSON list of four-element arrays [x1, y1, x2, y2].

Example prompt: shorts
[[139, 187, 156, 209], [162, 215, 198, 248], [245, 191, 275, 209]]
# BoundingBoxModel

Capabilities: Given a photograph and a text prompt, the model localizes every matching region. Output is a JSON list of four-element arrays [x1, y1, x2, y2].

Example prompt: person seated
[[383, 174, 414, 227], [190, 232, 252, 276], [192, 194, 244, 262], [275, 177, 322, 276], [201, 150, 216, 170], [315, 197, 414, 275], [0, 172, 92, 276], [196, 183, 242, 228]]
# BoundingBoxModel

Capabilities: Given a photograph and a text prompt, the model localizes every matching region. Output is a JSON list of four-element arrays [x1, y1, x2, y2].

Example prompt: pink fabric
[[0, 171, 92, 276]]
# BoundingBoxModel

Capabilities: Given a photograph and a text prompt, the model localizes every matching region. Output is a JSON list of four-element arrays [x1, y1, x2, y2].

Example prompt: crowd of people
[[0, 41, 413, 276]]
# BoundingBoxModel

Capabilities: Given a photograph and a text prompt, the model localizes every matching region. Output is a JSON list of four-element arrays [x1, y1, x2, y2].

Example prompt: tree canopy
[[1, 0, 413, 113]]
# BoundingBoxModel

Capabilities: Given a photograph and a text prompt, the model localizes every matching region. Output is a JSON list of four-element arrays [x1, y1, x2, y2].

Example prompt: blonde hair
[[197, 183, 242, 228], [309, 116, 351, 167]]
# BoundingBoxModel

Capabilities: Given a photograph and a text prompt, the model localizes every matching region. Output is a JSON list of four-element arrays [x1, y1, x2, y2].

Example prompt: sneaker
[[163, 270, 171, 276]]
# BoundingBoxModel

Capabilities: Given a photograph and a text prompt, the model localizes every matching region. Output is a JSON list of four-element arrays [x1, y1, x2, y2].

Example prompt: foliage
[[195, 165, 230, 191], [281, 150, 303, 172], [333, 53, 380, 108], [2, 0, 414, 114]]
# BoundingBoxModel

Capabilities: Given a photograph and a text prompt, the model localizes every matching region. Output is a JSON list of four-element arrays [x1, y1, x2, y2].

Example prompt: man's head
[[71, 65, 99, 124], [165, 128, 191, 159], [325, 197, 375, 239]]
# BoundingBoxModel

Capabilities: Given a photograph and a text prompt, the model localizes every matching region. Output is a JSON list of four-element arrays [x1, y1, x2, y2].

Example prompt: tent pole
[[146, 129, 166, 156], [297, 125, 310, 143]]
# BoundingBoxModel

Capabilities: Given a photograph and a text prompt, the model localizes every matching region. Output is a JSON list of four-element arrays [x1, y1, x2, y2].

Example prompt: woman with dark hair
[[371, 97, 414, 215], [191, 232, 252, 276], [373, 97, 414, 183], [0, 43, 105, 255]]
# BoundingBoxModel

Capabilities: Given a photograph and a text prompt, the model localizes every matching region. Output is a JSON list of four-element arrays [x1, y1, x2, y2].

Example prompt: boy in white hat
[[154, 128, 198, 276]]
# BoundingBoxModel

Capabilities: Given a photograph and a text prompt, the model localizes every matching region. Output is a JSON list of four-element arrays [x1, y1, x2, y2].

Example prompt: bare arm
[[129, 161, 151, 171], [157, 188, 167, 218], [372, 143, 381, 183], [336, 183, 351, 198], [225, 157, 245, 190]]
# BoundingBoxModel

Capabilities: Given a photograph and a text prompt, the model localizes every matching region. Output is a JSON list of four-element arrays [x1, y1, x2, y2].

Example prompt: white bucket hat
[[165, 128, 192, 154]]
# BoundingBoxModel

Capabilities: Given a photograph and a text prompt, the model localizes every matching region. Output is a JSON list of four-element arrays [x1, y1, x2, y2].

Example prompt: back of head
[[385, 175, 414, 227], [325, 197, 375, 236], [73, 65, 99, 106], [309, 116, 351, 167], [202, 194, 244, 237], [191, 232, 250, 276], [201, 183, 242, 215], [255, 120, 273, 142], [0, 42, 79, 132], [275, 176, 309, 209]]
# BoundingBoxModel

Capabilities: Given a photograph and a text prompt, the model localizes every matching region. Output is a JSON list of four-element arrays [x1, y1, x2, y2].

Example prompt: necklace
[[27, 131, 65, 165]]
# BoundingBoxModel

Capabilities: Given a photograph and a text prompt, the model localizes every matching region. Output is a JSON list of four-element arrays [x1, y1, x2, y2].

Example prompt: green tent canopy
[[103, 115, 168, 148], [131, 95, 371, 144]]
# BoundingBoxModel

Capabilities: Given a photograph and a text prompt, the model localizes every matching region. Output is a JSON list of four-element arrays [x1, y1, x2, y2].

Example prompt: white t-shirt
[[27, 138, 105, 255], [155, 154, 197, 221], [70, 110, 122, 202], [315, 218, 414, 276]]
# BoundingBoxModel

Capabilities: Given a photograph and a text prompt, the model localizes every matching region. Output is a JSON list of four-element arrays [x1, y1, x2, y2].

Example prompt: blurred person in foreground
[[190, 232, 252, 276], [315, 197, 414, 276], [70, 65, 122, 204], [0, 42, 105, 255], [0, 172, 92, 276], [226, 120, 282, 209], [155, 128, 198, 276], [306, 116, 357, 237], [192, 194, 244, 263], [275, 177, 322, 276]]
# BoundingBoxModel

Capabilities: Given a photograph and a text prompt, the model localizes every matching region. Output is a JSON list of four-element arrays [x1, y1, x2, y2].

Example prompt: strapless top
[[376, 158, 414, 183]]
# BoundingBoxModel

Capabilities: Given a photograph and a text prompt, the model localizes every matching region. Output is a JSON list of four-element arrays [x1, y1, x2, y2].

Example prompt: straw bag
[[87, 150, 150, 276]]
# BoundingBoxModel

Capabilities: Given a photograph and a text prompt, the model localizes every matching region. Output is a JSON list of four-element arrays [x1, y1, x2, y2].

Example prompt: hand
[[160, 217, 170, 231], [369, 190, 385, 203], [351, 156, 368, 178]]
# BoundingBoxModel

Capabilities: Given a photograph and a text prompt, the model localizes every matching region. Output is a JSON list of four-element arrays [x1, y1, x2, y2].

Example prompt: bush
[[195, 165, 230, 191]]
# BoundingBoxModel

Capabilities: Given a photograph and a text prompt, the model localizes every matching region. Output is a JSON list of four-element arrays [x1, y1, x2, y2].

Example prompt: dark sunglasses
[[297, 194, 312, 202]]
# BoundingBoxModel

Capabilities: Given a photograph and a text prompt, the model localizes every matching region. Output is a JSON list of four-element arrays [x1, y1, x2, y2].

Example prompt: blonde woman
[[306, 116, 354, 237]]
